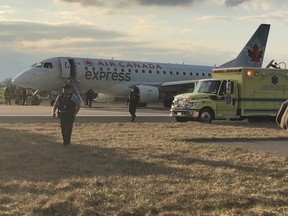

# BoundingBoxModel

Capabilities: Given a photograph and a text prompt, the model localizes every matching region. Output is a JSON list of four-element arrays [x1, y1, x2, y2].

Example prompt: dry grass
[[0, 121, 288, 215]]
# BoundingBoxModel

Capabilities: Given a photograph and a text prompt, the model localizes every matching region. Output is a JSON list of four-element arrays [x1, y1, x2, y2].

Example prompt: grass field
[[0, 121, 288, 215]]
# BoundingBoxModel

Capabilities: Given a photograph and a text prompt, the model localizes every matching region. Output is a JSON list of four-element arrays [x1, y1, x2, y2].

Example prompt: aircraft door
[[68, 59, 76, 79], [59, 58, 70, 78], [59, 57, 77, 79]]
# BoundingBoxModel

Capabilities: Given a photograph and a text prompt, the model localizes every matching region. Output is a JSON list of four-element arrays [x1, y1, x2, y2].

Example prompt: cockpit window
[[44, 62, 53, 69], [32, 62, 43, 67]]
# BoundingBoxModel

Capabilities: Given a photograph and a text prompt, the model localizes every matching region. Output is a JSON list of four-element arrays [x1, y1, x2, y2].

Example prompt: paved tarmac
[[0, 103, 287, 157], [0, 103, 173, 123]]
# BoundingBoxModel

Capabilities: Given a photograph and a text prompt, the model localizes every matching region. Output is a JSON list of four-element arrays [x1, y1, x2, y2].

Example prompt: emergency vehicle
[[170, 67, 288, 123]]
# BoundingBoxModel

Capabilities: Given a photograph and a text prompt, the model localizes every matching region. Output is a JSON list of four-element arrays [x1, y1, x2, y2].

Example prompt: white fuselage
[[13, 57, 212, 98]]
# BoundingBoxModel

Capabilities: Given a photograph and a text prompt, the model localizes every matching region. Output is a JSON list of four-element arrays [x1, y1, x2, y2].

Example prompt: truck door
[[59, 57, 77, 79], [216, 80, 238, 116]]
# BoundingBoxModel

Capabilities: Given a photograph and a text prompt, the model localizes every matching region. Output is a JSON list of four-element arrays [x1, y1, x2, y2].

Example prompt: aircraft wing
[[130, 80, 199, 106], [160, 80, 197, 93], [161, 79, 198, 87], [136, 79, 199, 95]]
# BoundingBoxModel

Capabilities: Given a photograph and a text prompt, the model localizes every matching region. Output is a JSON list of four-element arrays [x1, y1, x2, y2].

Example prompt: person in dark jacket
[[127, 86, 140, 122], [4, 86, 12, 105], [86, 89, 95, 107], [52, 84, 80, 145], [22, 88, 27, 105]]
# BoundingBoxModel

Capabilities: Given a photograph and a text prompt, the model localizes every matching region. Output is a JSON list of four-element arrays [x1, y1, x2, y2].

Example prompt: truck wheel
[[198, 108, 214, 123], [175, 117, 189, 122]]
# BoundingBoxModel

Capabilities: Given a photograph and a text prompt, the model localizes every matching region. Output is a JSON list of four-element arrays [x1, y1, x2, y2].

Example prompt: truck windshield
[[194, 80, 221, 94]]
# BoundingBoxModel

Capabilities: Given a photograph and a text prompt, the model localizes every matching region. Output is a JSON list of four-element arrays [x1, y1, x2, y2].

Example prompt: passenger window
[[44, 62, 52, 69]]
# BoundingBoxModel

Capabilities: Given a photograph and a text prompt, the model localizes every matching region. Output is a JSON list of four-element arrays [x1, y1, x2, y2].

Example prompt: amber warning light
[[246, 70, 253, 77]]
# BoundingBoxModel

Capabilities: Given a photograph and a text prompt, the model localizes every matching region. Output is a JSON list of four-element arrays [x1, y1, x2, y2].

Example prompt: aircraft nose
[[12, 71, 31, 88]]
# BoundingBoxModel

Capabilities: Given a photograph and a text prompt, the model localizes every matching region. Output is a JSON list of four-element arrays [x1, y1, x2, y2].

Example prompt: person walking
[[22, 88, 27, 105], [15, 86, 23, 105], [4, 86, 12, 105], [52, 84, 80, 145], [127, 86, 140, 122], [86, 89, 95, 107]]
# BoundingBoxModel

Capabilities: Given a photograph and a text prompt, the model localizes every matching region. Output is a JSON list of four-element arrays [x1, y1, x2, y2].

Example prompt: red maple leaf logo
[[248, 44, 263, 63], [84, 59, 93, 67]]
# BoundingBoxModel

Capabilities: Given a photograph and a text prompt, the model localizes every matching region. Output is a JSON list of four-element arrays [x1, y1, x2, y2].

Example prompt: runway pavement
[[1, 103, 287, 157], [0, 103, 174, 123]]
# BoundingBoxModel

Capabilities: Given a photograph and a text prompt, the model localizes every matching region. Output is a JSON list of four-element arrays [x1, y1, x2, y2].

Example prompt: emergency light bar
[[246, 70, 253, 77]]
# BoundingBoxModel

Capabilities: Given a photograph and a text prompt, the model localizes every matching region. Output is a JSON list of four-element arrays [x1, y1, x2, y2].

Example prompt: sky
[[1, 0, 288, 82]]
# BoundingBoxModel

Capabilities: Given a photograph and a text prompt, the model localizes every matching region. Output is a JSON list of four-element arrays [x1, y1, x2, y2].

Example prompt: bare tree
[[4, 78, 13, 87]]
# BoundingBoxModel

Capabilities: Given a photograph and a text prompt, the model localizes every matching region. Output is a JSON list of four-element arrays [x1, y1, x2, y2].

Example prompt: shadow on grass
[[181, 156, 284, 177], [0, 128, 180, 182], [179, 137, 288, 143], [208, 120, 280, 128], [1, 127, 286, 182], [157, 151, 285, 178]]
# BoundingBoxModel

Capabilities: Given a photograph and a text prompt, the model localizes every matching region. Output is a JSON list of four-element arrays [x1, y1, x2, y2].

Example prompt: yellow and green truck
[[170, 67, 288, 123]]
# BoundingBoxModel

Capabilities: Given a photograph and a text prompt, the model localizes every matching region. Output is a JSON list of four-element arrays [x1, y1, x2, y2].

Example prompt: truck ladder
[[70, 79, 86, 106]]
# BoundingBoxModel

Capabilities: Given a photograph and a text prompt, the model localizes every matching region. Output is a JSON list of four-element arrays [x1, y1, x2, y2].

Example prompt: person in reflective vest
[[52, 83, 80, 145]]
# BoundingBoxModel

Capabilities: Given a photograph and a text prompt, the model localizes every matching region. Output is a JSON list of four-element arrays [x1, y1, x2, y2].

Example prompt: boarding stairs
[[70, 79, 86, 106]]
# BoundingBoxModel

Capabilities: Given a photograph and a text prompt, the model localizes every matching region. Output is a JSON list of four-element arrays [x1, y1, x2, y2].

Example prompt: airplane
[[13, 24, 270, 107]]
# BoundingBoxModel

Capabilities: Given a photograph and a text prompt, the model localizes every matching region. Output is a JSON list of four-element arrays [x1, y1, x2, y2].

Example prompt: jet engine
[[96, 93, 115, 103], [136, 84, 160, 103]]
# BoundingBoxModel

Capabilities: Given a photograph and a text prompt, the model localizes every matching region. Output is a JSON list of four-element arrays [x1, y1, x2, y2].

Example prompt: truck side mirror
[[225, 80, 232, 104], [226, 80, 231, 95]]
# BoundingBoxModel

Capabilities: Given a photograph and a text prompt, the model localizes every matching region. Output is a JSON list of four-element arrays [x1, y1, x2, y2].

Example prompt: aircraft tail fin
[[220, 24, 270, 68]]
